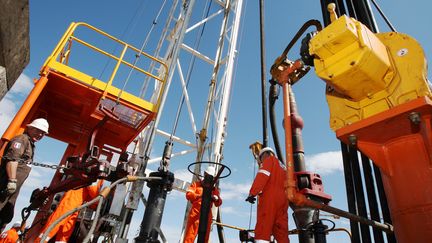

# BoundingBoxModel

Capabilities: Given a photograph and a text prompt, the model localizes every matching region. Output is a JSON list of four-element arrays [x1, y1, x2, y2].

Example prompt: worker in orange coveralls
[[246, 147, 289, 243], [0, 221, 20, 243], [184, 166, 222, 243], [35, 180, 103, 243]]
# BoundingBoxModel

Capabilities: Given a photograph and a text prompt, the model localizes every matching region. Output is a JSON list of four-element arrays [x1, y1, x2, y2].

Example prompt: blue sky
[[0, 0, 431, 242]]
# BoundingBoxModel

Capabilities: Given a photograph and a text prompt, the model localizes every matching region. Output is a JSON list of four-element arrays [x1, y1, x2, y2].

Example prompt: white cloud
[[168, 189, 185, 199], [305, 151, 343, 175], [9, 73, 34, 95], [0, 73, 34, 134], [172, 169, 192, 183], [220, 206, 251, 217], [0, 97, 18, 133], [22, 166, 51, 187], [220, 182, 250, 200]]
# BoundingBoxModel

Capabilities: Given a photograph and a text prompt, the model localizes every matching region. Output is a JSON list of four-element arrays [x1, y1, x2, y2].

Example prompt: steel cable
[[115, 0, 168, 105]]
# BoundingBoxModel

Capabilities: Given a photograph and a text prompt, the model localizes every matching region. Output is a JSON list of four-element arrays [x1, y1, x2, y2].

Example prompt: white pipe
[[212, 0, 244, 164]]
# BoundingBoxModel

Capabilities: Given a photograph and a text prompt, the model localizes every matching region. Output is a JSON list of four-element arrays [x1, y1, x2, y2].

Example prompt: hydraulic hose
[[83, 197, 104, 243], [269, 19, 322, 164], [39, 176, 162, 243], [269, 81, 285, 163], [276, 19, 322, 65]]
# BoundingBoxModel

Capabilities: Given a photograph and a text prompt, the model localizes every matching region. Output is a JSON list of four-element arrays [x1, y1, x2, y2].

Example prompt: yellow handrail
[[41, 22, 168, 113], [69, 36, 163, 82]]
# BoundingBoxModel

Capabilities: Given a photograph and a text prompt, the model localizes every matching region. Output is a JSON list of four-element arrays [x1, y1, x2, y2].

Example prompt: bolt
[[408, 112, 421, 125], [348, 134, 357, 146]]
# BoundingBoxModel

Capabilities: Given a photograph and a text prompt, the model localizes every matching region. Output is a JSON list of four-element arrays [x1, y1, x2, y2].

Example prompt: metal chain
[[30, 161, 66, 170], [1, 156, 66, 171]]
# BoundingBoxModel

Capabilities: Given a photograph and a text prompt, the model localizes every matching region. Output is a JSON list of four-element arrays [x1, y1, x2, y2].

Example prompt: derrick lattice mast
[[115, 0, 244, 242]]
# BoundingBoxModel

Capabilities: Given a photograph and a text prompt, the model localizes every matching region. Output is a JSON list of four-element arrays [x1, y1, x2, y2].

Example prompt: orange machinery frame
[[0, 22, 168, 241]]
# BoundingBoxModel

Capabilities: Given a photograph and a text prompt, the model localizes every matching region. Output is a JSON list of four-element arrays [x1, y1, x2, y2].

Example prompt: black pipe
[[345, 0, 357, 19], [361, 154, 384, 243], [120, 209, 134, 239], [373, 164, 397, 243], [335, 0, 347, 16], [370, 0, 397, 32], [350, 0, 377, 32], [259, 0, 268, 147], [348, 146, 372, 243], [216, 209, 225, 243], [340, 142, 360, 243], [293, 208, 316, 243], [135, 171, 174, 242], [319, 0, 331, 26], [280, 19, 322, 59], [197, 174, 216, 243], [313, 220, 328, 243], [320, 0, 347, 25], [269, 81, 284, 163]]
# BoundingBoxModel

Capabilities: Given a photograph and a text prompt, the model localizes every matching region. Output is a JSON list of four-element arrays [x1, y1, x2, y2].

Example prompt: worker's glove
[[245, 195, 256, 204], [6, 179, 17, 194], [212, 195, 219, 201]]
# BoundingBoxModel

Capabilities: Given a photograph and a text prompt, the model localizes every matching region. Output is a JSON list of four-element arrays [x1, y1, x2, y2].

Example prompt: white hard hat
[[27, 118, 49, 134], [12, 221, 21, 228], [204, 166, 216, 176], [258, 147, 275, 159]]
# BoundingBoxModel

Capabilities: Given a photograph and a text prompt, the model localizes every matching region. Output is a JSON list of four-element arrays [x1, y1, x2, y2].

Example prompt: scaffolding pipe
[[259, 0, 268, 147], [373, 164, 397, 243], [361, 154, 385, 243], [341, 142, 361, 243], [348, 147, 372, 243]]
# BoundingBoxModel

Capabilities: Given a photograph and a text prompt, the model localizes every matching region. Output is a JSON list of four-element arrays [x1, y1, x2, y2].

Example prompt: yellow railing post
[[42, 21, 169, 113], [101, 44, 129, 100]]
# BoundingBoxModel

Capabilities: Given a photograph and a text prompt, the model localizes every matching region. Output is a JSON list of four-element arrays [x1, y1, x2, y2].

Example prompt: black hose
[[350, 0, 377, 32], [320, 0, 331, 27], [269, 81, 284, 163], [279, 19, 322, 59], [259, 0, 268, 147], [269, 19, 323, 163]]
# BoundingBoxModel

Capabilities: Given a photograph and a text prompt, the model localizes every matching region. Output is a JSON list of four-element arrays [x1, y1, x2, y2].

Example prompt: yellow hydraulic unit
[[307, 5, 432, 243], [309, 12, 431, 130]]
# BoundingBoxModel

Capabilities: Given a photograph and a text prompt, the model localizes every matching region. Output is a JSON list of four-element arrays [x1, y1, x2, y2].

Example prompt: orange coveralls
[[0, 227, 18, 243], [35, 182, 102, 243], [184, 181, 222, 243], [250, 155, 289, 243]]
